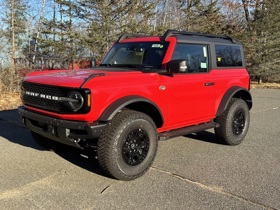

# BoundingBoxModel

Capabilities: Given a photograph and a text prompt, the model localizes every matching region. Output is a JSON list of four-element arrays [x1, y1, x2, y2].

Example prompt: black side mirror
[[166, 59, 188, 73]]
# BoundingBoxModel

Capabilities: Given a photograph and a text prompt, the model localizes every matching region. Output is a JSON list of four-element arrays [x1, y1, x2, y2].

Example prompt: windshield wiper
[[99, 63, 155, 70], [111, 64, 141, 68], [112, 64, 157, 69], [99, 63, 112, 67], [99, 63, 141, 68]]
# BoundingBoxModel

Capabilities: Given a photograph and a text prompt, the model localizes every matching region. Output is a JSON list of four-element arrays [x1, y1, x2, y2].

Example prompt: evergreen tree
[[77, 0, 159, 59], [36, 0, 84, 69], [245, 0, 280, 82], [183, 0, 200, 32], [219, 0, 247, 37], [266, 0, 280, 82], [188, 0, 225, 34]]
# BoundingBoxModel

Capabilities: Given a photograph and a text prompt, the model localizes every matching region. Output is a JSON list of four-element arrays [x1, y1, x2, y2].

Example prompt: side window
[[215, 45, 243, 67], [171, 44, 209, 73]]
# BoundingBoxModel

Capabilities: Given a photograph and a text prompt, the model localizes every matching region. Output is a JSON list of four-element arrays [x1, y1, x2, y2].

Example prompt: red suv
[[19, 30, 252, 180]]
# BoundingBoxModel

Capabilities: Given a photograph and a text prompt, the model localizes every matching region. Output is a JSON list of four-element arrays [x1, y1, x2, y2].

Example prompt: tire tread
[[215, 98, 249, 145], [97, 110, 157, 180]]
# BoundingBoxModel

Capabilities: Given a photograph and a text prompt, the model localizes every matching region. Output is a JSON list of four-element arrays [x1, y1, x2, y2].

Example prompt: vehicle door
[[161, 43, 216, 129]]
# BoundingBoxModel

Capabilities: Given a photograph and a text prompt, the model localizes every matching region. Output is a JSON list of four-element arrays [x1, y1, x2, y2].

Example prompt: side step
[[159, 121, 219, 141]]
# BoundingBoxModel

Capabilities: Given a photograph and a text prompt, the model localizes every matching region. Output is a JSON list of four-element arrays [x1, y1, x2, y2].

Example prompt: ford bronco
[[19, 30, 252, 180]]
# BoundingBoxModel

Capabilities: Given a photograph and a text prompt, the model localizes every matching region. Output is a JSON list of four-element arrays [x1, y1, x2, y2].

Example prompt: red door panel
[[159, 72, 216, 130]]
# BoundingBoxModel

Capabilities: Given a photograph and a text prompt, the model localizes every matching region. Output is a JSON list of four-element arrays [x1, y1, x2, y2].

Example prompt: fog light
[[66, 128, 70, 137]]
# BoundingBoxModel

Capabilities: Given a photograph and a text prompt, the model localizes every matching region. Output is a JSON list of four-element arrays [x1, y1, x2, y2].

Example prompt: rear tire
[[97, 110, 158, 180], [215, 98, 250, 145]]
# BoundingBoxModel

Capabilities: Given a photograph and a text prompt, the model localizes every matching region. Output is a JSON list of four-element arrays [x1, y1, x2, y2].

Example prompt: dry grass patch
[[0, 92, 21, 111], [0, 70, 22, 110], [251, 82, 280, 89]]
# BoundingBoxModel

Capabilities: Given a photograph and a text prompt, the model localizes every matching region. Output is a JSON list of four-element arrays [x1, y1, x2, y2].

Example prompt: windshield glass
[[101, 42, 169, 70]]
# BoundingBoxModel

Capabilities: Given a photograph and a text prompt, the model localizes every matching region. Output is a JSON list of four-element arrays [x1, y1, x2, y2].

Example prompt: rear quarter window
[[215, 45, 243, 67]]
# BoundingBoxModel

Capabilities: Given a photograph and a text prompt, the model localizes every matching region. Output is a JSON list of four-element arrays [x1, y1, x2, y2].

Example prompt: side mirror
[[166, 59, 188, 73]]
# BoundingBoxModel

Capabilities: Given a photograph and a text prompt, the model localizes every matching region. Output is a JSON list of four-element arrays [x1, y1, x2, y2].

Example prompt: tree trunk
[[242, 0, 250, 23], [11, 0, 16, 74], [32, 0, 46, 69], [258, 76, 263, 84]]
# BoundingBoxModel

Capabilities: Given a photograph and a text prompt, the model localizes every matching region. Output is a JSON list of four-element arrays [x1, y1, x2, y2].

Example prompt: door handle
[[204, 82, 215, 86]]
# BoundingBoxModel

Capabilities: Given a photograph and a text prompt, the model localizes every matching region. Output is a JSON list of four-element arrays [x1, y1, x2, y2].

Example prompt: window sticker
[[152, 44, 163, 48], [201, 63, 207, 68], [217, 57, 222, 62], [203, 47, 207, 57]]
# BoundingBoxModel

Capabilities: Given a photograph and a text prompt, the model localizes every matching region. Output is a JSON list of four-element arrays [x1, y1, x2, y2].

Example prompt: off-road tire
[[215, 98, 250, 145], [31, 131, 62, 150], [97, 110, 158, 181]]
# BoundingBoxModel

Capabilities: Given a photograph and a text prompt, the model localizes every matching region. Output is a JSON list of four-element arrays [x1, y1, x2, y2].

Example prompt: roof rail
[[161, 30, 236, 44], [117, 33, 149, 43]]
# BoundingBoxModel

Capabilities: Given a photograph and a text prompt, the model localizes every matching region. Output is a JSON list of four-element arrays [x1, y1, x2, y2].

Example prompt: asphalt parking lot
[[0, 89, 279, 210]]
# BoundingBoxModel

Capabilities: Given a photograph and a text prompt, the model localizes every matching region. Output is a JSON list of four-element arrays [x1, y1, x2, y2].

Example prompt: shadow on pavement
[[0, 109, 39, 148], [185, 130, 224, 145], [0, 109, 107, 178]]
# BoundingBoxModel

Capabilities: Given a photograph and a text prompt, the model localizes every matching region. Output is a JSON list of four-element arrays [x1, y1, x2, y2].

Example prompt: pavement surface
[[0, 89, 279, 210]]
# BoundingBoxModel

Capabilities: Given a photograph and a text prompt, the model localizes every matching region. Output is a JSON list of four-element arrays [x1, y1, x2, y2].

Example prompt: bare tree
[[32, 0, 47, 67]]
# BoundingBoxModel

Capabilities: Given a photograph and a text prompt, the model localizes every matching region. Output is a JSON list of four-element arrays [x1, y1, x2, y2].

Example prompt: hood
[[23, 69, 137, 88]]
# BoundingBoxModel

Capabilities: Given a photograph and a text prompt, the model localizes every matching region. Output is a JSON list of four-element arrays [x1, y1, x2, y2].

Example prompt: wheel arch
[[216, 86, 252, 117], [98, 96, 164, 128]]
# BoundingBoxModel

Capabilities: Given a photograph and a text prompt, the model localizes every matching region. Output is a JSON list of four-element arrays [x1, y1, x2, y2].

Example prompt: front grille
[[22, 82, 70, 113]]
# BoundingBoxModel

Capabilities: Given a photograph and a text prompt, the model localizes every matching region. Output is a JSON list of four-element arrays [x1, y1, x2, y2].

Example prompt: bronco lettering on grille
[[25, 91, 59, 101]]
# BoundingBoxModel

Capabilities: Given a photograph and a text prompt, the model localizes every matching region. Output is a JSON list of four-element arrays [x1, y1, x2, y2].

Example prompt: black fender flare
[[216, 86, 252, 117], [98, 96, 164, 127]]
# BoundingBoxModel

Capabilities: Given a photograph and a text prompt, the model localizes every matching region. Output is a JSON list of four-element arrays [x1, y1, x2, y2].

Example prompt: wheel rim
[[122, 128, 150, 166], [232, 110, 246, 135]]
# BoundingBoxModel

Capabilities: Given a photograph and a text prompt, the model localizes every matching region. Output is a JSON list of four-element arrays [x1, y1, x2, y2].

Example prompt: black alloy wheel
[[122, 129, 150, 166], [232, 110, 246, 135]]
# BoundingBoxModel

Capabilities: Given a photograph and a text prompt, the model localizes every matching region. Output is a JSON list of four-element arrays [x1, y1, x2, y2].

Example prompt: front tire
[[215, 98, 250, 145], [97, 110, 158, 180]]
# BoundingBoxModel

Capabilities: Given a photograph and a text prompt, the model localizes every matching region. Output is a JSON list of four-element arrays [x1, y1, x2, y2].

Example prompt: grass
[[0, 92, 21, 110], [251, 81, 280, 89]]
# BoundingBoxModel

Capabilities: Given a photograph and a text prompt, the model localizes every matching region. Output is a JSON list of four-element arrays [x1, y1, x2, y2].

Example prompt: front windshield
[[101, 42, 169, 69]]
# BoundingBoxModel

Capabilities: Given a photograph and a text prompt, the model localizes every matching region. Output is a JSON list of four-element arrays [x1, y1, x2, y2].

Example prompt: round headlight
[[67, 91, 84, 112]]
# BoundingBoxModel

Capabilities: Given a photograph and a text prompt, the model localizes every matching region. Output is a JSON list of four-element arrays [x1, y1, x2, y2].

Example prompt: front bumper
[[18, 106, 107, 148]]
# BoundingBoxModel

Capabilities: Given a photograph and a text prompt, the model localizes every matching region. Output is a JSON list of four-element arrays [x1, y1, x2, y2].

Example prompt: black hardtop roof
[[161, 30, 240, 45], [117, 29, 241, 45]]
